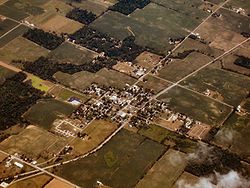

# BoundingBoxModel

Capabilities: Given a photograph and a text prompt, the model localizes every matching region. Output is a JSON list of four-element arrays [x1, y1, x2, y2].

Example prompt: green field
[[158, 52, 213, 82], [56, 129, 166, 188], [54, 68, 137, 90], [213, 113, 250, 162], [180, 67, 250, 107], [48, 42, 97, 65], [136, 149, 187, 188], [0, 37, 49, 63], [158, 86, 233, 125], [24, 99, 76, 130]]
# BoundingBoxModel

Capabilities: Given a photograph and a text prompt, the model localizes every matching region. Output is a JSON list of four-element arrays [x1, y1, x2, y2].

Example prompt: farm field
[[71, 120, 118, 155], [0, 24, 29, 48], [180, 66, 250, 107], [0, 37, 49, 63], [23, 99, 76, 130], [172, 172, 200, 188], [54, 68, 137, 90], [0, 4, 29, 20], [26, 74, 54, 92], [49, 85, 90, 102], [158, 86, 233, 125], [195, 8, 249, 51], [0, 125, 67, 161], [0, 18, 18, 36], [56, 129, 166, 188], [158, 52, 213, 82], [136, 149, 187, 188], [8, 174, 52, 188], [224, 0, 250, 16], [212, 113, 250, 162], [138, 75, 172, 94], [48, 42, 97, 65]]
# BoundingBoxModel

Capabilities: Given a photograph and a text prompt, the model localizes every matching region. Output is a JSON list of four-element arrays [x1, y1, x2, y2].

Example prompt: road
[[0, 150, 80, 188], [1, 0, 248, 185]]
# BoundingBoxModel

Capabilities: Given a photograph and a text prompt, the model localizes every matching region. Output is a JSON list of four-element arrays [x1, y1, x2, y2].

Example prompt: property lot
[[71, 120, 118, 155], [158, 52, 213, 82], [224, 0, 250, 16], [136, 149, 187, 188], [48, 42, 97, 65], [49, 85, 90, 103], [24, 99, 76, 130], [0, 37, 49, 63], [0, 125, 67, 161], [180, 66, 250, 107], [138, 75, 172, 94], [54, 68, 137, 90], [56, 129, 166, 188], [158, 86, 233, 125]]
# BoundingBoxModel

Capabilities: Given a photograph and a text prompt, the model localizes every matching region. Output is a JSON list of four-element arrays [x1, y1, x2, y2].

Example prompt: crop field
[[56, 129, 166, 188], [213, 113, 250, 162], [71, 120, 118, 155], [39, 15, 83, 34], [180, 66, 250, 107], [0, 24, 29, 48], [54, 68, 137, 90], [158, 52, 213, 82], [171, 38, 224, 59], [138, 124, 171, 143], [0, 125, 67, 161], [44, 178, 74, 188], [0, 37, 49, 63], [214, 45, 250, 76], [158, 86, 233, 125], [0, 4, 28, 20], [136, 149, 187, 188], [91, 4, 189, 54], [138, 75, 172, 94], [0, 65, 15, 84], [196, 8, 248, 51], [3, 0, 46, 16], [49, 85, 90, 102], [63, 0, 108, 16], [24, 99, 76, 130], [48, 42, 97, 65], [172, 171, 200, 188], [9, 174, 52, 188], [134, 51, 162, 69], [0, 18, 18, 36]]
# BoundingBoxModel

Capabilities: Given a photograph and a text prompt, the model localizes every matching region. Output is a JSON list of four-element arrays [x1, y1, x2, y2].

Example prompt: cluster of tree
[[70, 27, 144, 61], [13, 56, 117, 81], [23, 28, 64, 50], [110, 0, 151, 15], [0, 73, 44, 130], [185, 147, 242, 176], [66, 8, 97, 25], [234, 56, 250, 69]]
